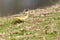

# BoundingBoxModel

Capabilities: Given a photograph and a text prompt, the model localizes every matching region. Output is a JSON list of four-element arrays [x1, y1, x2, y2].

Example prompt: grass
[[0, 12, 60, 40]]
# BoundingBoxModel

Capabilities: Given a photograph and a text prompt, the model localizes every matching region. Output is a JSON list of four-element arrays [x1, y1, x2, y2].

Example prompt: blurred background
[[0, 0, 59, 16]]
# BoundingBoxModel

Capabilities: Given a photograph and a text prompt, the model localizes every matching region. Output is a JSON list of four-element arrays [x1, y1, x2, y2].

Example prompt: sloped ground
[[0, 3, 60, 40]]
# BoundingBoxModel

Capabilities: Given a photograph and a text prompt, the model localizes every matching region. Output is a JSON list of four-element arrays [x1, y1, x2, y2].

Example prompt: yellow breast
[[15, 16, 26, 21], [14, 12, 29, 21]]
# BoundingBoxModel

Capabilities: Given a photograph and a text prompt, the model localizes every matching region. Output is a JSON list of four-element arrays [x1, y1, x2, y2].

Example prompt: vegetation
[[0, 3, 60, 40], [0, 12, 60, 40]]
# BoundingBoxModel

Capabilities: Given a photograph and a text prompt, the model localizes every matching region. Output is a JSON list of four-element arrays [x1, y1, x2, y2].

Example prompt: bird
[[14, 12, 29, 22]]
